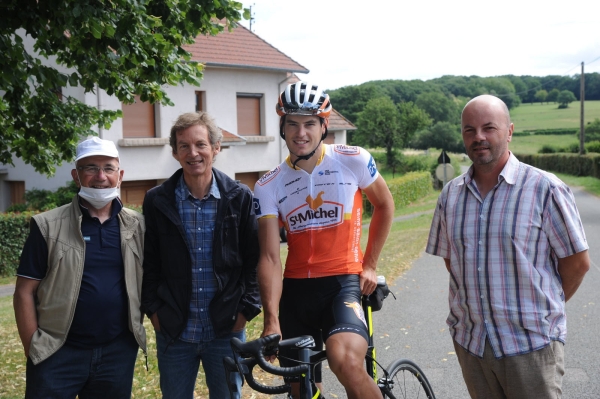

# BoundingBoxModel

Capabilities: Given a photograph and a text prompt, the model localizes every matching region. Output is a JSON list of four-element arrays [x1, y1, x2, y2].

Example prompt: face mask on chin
[[78, 186, 120, 209], [76, 171, 120, 210]]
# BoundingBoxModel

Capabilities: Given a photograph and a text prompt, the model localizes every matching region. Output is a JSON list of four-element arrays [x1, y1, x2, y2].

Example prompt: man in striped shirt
[[426, 95, 590, 398]]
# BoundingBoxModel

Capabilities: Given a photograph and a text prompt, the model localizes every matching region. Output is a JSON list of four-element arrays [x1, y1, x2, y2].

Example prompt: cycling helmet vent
[[276, 81, 332, 118]]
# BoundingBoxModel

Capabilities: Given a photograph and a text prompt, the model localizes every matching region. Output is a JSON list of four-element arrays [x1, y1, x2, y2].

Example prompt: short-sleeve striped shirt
[[176, 174, 220, 343], [426, 153, 588, 359]]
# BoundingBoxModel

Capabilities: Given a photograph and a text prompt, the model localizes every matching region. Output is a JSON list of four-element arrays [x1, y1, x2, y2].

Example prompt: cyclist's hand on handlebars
[[260, 323, 282, 363], [359, 267, 378, 295]]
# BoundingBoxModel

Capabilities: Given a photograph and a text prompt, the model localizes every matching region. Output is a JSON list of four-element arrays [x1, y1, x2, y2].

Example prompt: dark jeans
[[155, 329, 244, 399], [25, 331, 139, 399]]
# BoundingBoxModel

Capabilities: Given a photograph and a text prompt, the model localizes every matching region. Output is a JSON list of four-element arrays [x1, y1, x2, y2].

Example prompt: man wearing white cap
[[13, 137, 146, 398]]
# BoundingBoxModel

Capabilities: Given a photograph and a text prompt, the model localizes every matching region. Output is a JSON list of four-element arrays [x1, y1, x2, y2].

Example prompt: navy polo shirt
[[17, 198, 129, 348]]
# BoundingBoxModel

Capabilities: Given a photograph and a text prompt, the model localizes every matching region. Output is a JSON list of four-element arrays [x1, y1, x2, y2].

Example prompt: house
[[0, 24, 356, 211]]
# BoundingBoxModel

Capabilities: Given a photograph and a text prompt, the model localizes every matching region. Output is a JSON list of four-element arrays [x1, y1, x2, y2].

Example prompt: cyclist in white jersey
[[254, 82, 395, 399]]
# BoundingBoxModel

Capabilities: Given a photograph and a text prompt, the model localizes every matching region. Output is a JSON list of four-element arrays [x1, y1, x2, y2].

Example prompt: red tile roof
[[328, 108, 357, 131], [221, 128, 246, 146], [185, 25, 308, 73]]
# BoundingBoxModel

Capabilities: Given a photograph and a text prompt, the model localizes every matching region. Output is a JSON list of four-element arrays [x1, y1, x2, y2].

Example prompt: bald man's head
[[462, 95, 511, 128]]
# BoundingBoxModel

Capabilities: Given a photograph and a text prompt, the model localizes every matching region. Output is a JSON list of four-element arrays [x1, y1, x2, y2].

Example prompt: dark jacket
[[140, 168, 261, 340]]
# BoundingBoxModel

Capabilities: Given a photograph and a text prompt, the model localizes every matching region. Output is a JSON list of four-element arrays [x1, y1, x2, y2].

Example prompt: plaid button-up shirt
[[426, 153, 588, 359], [176, 174, 220, 343]]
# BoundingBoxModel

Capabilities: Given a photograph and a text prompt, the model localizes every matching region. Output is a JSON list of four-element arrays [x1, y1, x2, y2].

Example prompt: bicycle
[[224, 276, 436, 398]]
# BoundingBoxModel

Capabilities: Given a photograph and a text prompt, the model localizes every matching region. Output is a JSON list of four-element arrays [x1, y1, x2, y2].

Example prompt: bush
[[522, 128, 579, 136], [0, 212, 35, 276], [585, 141, 600, 153], [363, 171, 432, 216], [559, 143, 583, 154], [539, 145, 557, 154], [513, 153, 600, 178], [7, 181, 79, 212]]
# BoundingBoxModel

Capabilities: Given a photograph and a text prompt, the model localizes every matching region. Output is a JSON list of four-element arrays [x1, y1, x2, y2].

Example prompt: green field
[[510, 101, 600, 132], [505, 100, 600, 155], [509, 134, 579, 155]]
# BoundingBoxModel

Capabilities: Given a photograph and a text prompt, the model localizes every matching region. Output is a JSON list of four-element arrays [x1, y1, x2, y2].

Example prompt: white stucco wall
[[0, 62, 301, 210]]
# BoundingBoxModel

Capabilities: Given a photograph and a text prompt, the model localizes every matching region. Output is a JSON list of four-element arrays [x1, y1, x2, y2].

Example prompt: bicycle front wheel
[[381, 358, 435, 399]]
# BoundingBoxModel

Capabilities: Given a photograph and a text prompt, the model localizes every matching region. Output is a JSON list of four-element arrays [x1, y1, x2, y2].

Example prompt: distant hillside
[[510, 101, 600, 132]]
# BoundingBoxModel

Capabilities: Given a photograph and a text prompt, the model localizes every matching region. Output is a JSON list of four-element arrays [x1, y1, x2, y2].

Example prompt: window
[[235, 172, 259, 192], [122, 95, 155, 138], [196, 91, 206, 112], [119, 180, 157, 205], [237, 93, 262, 136], [8, 181, 25, 206]]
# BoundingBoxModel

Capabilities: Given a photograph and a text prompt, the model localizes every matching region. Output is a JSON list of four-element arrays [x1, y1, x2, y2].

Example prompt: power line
[[495, 55, 600, 98]]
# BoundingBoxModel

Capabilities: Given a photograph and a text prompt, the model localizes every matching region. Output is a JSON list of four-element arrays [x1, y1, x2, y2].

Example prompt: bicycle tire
[[381, 358, 436, 399]]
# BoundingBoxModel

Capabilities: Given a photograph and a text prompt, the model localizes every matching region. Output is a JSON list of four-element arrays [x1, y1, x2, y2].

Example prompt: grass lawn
[[510, 134, 579, 155], [510, 100, 600, 132]]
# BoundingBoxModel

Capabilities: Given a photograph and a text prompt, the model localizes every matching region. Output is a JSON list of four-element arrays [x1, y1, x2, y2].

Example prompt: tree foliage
[[354, 97, 430, 170], [0, 0, 247, 175], [547, 88, 560, 103], [535, 89, 548, 104], [415, 91, 460, 124], [410, 122, 464, 153], [584, 118, 600, 142], [557, 90, 577, 108]]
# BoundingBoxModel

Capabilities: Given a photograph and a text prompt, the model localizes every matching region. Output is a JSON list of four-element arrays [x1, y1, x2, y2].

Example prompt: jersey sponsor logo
[[317, 169, 339, 176], [345, 301, 367, 327], [333, 145, 360, 155], [367, 155, 377, 177], [306, 191, 325, 210], [256, 166, 281, 186], [290, 186, 308, 196], [278, 196, 287, 204], [253, 198, 262, 215], [286, 192, 343, 231], [285, 177, 301, 187]]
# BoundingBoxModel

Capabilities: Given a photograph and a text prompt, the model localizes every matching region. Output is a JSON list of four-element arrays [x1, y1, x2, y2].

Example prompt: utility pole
[[249, 4, 255, 31], [580, 62, 585, 155]]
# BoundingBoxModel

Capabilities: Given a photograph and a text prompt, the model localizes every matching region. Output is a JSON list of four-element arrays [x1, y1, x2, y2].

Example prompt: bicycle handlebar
[[223, 356, 289, 395], [230, 334, 309, 377]]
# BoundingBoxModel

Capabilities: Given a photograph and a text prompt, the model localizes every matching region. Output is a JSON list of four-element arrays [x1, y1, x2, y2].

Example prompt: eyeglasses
[[77, 166, 119, 176]]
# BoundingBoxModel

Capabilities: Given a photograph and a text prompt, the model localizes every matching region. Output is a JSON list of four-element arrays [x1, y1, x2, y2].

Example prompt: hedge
[[0, 212, 36, 276], [513, 128, 579, 137], [513, 153, 600, 178], [363, 171, 432, 216]]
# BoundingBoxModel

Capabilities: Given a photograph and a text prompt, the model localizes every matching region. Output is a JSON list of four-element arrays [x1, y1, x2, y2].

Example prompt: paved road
[[0, 284, 14, 297], [317, 186, 600, 398]]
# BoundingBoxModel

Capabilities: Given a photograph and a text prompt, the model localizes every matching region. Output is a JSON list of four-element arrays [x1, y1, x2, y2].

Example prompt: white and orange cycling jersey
[[253, 144, 379, 279]]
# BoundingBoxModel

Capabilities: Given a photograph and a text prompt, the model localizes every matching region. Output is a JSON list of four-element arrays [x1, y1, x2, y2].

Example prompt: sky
[[239, 0, 600, 91]]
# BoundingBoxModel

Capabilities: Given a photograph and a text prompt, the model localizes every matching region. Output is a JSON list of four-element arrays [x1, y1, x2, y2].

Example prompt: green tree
[[415, 91, 460, 124], [557, 90, 577, 108], [1, 0, 247, 176], [534, 89, 548, 104], [547, 88, 560, 103], [355, 97, 430, 169], [410, 122, 464, 153], [584, 118, 600, 142]]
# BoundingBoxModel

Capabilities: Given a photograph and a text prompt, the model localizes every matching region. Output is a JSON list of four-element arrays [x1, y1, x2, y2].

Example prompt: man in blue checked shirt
[[141, 112, 261, 399], [427, 95, 590, 399]]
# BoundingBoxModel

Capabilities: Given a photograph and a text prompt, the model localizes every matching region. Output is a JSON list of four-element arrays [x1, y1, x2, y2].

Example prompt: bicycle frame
[[225, 277, 419, 399]]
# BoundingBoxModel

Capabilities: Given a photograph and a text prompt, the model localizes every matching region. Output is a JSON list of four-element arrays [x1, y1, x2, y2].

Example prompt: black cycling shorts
[[278, 274, 369, 383]]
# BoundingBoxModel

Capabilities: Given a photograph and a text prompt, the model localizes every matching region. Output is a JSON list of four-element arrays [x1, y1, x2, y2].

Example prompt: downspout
[[96, 84, 103, 138]]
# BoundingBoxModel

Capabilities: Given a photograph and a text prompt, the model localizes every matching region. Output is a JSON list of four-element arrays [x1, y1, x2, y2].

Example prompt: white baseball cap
[[75, 137, 119, 162]]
